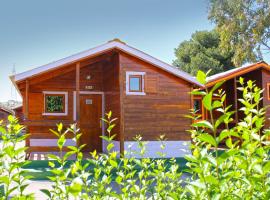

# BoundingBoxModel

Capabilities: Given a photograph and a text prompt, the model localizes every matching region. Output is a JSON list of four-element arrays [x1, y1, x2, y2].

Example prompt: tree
[[173, 30, 235, 76], [208, 0, 270, 66]]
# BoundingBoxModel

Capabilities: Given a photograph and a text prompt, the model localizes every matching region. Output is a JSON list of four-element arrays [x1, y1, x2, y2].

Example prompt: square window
[[43, 92, 68, 116], [45, 95, 65, 113], [126, 72, 145, 95], [129, 75, 142, 92]]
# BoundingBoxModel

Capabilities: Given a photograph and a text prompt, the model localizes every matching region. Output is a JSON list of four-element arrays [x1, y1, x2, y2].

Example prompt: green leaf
[[205, 175, 219, 185], [215, 114, 227, 129], [212, 100, 222, 109], [263, 161, 270, 172], [40, 189, 52, 198], [198, 134, 217, 147], [109, 159, 118, 168], [210, 81, 224, 93], [49, 129, 60, 137], [69, 178, 83, 195], [203, 93, 212, 111], [196, 70, 207, 84], [57, 135, 66, 148], [225, 138, 233, 148], [57, 123, 63, 132], [192, 120, 213, 130], [107, 143, 115, 152], [107, 111, 112, 119], [218, 130, 230, 142]]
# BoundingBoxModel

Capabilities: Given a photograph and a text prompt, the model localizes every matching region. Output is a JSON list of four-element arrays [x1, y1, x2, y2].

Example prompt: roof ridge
[[12, 40, 202, 86]]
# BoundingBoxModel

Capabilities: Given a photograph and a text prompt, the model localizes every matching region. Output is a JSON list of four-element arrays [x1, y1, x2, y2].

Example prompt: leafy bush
[[1, 71, 270, 199], [0, 116, 33, 199]]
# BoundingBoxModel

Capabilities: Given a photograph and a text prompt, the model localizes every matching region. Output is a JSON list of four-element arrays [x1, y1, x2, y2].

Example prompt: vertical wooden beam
[[76, 63, 80, 122], [25, 79, 30, 157], [118, 53, 124, 156], [25, 80, 29, 120], [234, 77, 238, 123]]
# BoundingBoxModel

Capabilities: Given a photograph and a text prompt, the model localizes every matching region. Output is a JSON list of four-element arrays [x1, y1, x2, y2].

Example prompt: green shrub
[[0, 116, 33, 199]]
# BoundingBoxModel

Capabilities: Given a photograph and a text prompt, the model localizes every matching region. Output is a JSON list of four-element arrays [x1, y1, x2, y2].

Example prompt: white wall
[[30, 139, 76, 147], [104, 140, 191, 158]]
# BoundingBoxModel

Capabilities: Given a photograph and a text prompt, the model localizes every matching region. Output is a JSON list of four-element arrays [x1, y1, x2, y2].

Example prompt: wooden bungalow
[[0, 106, 14, 124], [10, 39, 202, 158], [13, 105, 23, 122], [193, 61, 270, 128]]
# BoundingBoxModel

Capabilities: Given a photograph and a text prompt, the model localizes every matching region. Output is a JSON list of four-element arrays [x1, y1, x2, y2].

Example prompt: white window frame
[[42, 91, 68, 116], [126, 71, 146, 95]]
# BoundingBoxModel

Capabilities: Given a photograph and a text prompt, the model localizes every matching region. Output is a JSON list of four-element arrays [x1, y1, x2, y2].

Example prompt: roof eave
[[13, 40, 202, 87]]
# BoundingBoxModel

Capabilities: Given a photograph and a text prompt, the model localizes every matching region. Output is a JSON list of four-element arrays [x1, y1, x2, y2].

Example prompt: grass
[[23, 158, 188, 180]]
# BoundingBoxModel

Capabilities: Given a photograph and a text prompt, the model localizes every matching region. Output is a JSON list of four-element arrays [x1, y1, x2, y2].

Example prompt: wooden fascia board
[[206, 63, 269, 88], [13, 41, 202, 87]]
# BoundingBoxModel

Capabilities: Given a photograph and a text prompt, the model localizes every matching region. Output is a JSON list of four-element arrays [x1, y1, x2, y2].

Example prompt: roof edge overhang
[[12, 40, 203, 88], [205, 61, 269, 88]]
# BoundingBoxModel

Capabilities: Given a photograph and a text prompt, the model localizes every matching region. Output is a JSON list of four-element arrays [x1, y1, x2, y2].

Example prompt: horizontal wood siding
[[103, 54, 121, 140], [261, 69, 270, 128], [18, 53, 121, 151], [119, 52, 192, 141]]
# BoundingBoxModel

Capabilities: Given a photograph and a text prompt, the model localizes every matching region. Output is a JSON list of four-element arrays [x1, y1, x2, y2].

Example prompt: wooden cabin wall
[[0, 110, 12, 124], [17, 55, 121, 150], [261, 69, 270, 128], [119, 52, 193, 141], [102, 54, 121, 139], [237, 69, 263, 120]]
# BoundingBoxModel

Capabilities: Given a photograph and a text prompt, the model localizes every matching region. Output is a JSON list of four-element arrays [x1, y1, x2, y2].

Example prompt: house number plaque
[[86, 99, 93, 105], [85, 85, 94, 90]]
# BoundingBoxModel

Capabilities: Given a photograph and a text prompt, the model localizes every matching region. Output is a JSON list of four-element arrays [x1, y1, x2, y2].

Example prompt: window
[[129, 75, 142, 92], [126, 72, 145, 95], [193, 97, 203, 121], [43, 91, 68, 116]]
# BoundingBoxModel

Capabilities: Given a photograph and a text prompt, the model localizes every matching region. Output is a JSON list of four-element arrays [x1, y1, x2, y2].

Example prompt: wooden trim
[[13, 41, 201, 86], [42, 92, 68, 116], [25, 79, 30, 150], [267, 83, 270, 100], [129, 75, 143, 92], [234, 77, 239, 122], [119, 56, 124, 155], [191, 96, 204, 121], [25, 80, 29, 119], [206, 62, 269, 87], [76, 63, 80, 122], [44, 94, 65, 113], [126, 71, 146, 95]]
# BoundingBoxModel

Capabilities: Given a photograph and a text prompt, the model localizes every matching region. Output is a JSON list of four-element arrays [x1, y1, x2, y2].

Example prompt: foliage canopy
[[208, 0, 270, 66], [173, 30, 235, 75]]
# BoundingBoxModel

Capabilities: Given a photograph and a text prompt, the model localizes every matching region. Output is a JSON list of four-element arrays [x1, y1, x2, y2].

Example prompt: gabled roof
[[0, 105, 14, 115], [11, 39, 202, 87], [206, 61, 270, 87]]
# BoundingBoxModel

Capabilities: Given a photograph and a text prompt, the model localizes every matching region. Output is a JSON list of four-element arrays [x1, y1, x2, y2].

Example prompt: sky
[[0, 0, 267, 102]]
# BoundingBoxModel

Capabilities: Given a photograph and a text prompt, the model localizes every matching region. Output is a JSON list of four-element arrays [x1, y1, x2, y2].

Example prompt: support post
[[25, 80, 29, 120], [25, 79, 30, 158], [234, 77, 238, 123], [76, 63, 80, 122]]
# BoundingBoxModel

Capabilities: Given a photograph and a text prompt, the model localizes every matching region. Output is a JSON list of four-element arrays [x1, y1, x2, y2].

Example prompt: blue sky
[[0, 0, 268, 102]]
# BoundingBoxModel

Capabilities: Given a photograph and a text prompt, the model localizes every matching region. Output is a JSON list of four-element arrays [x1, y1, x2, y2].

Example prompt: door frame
[[73, 91, 105, 151]]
